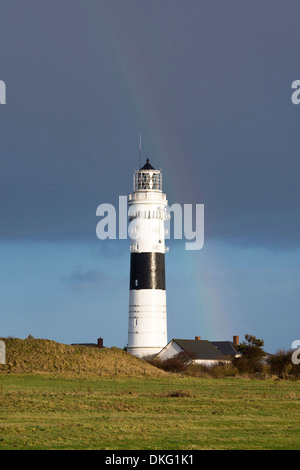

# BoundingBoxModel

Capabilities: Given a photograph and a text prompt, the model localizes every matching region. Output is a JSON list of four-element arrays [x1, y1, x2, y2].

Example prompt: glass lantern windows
[[134, 170, 162, 192]]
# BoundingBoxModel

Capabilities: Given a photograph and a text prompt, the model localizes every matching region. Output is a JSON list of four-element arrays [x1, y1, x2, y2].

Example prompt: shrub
[[145, 352, 188, 373], [233, 334, 266, 375], [184, 363, 212, 378], [209, 362, 238, 378], [267, 350, 300, 379]]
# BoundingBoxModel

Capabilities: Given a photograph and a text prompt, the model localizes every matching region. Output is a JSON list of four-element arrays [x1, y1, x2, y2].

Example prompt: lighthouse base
[[127, 289, 167, 358], [126, 346, 165, 359]]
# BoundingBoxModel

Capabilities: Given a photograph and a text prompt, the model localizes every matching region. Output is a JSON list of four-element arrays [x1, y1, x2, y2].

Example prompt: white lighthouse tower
[[127, 158, 168, 358]]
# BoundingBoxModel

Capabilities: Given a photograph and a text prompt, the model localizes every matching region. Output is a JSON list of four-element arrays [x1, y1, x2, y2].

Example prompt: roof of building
[[211, 341, 239, 356], [140, 158, 155, 170], [173, 339, 226, 360], [155, 338, 240, 361]]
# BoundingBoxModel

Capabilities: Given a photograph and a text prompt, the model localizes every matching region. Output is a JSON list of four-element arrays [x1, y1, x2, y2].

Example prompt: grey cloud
[[60, 268, 103, 285]]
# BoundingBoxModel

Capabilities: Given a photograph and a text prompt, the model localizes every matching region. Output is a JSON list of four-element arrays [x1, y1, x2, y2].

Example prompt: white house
[[155, 336, 240, 367]]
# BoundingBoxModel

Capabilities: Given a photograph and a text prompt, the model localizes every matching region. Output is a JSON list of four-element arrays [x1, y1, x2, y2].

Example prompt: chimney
[[233, 335, 239, 346], [97, 337, 104, 348], [195, 336, 201, 341]]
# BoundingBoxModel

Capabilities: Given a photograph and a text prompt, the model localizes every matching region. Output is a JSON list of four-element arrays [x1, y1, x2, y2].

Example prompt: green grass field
[[0, 373, 299, 450]]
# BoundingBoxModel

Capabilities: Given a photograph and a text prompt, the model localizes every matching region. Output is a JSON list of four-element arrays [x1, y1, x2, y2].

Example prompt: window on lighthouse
[[152, 174, 159, 190], [143, 173, 150, 189]]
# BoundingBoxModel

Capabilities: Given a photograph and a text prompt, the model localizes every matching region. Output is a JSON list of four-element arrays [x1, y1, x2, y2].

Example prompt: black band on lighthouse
[[130, 252, 166, 290]]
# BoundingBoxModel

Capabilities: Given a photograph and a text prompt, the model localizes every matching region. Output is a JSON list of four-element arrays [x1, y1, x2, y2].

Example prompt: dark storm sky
[[0, 1, 299, 352]]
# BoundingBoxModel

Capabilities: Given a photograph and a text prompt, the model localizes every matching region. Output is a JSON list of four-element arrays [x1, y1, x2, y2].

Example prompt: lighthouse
[[127, 158, 168, 358]]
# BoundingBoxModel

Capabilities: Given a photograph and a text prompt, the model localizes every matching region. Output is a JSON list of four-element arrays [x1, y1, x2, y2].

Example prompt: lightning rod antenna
[[139, 133, 142, 169]]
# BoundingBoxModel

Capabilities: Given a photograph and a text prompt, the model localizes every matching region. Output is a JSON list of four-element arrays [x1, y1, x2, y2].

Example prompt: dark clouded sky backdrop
[[0, 0, 299, 353]]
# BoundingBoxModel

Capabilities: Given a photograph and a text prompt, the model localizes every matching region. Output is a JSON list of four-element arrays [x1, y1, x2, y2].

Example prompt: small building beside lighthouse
[[127, 159, 168, 358]]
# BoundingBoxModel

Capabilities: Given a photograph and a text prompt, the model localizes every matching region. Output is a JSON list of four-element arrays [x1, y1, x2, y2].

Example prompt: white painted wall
[[193, 359, 230, 367], [128, 190, 168, 254], [156, 340, 183, 360], [127, 289, 167, 357]]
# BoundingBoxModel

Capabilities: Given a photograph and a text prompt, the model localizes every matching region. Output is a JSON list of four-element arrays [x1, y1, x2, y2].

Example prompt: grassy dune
[[0, 337, 167, 377]]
